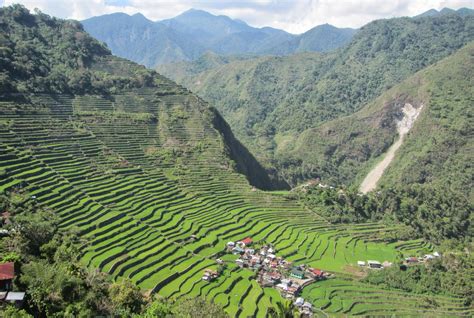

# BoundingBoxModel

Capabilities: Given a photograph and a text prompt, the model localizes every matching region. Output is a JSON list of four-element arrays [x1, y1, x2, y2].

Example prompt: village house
[[302, 301, 313, 315], [0, 262, 14, 291], [405, 256, 419, 264], [5, 292, 25, 307], [295, 297, 305, 307], [308, 268, 325, 279], [1, 211, 11, 226], [290, 268, 305, 279], [232, 246, 245, 255], [238, 237, 253, 247], [202, 269, 218, 282], [382, 261, 393, 268], [367, 260, 382, 269]]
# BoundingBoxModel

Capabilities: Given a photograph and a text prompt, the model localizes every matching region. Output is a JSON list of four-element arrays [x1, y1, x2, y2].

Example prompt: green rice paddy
[[0, 93, 469, 316]]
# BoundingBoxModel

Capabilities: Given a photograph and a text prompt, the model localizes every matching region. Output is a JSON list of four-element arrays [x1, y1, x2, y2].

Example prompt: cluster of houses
[[0, 262, 25, 308], [404, 251, 441, 265], [358, 251, 442, 270], [226, 237, 329, 314], [295, 297, 314, 316]]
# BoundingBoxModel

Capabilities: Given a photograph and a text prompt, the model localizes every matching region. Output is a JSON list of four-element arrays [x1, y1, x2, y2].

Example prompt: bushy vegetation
[[0, 194, 136, 316], [0, 5, 161, 96], [0, 195, 229, 317], [298, 183, 472, 245], [162, 12, 474, 186], [364, 253, 473, 305]]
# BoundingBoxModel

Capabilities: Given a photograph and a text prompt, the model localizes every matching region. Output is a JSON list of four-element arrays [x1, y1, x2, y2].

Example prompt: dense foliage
[[364, 253, 473, 305], [298, 183, 472, 245], [288, 41, 473, 190], [0, 5, 161, 96], [161, 11, 474, 186]]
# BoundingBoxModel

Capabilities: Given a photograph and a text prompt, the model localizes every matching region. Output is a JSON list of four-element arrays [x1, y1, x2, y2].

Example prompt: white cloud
[[3, 0, 473, 33]]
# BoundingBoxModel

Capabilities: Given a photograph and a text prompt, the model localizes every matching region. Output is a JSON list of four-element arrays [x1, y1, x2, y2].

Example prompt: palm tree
[[267, 300, 300, 318]]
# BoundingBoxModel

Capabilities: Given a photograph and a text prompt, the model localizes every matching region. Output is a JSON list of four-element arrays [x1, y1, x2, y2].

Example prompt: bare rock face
[[360, 103, 424, 193]]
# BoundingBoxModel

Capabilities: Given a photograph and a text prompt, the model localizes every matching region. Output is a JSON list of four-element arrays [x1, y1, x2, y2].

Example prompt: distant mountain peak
[[417, 7, 473, 17], [177, 8, 215, 18], [130, 12, 149, 20], [82, 8, 356, 67]]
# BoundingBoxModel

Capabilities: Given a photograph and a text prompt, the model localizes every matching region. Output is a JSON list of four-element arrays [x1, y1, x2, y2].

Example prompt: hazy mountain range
[[82, 8, 356, 67]]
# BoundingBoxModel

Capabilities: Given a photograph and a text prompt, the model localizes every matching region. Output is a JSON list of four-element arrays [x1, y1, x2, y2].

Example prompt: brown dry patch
[[343, 265, 367, 278]]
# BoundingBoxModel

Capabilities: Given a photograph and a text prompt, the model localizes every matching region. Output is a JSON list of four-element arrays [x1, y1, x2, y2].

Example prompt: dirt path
[[359, 103, 423, 193]]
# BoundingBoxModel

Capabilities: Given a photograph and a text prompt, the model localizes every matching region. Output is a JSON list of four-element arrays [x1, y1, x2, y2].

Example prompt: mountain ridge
[[81, 9, 356, 67], [0, 4, 284, 190], [159, 11, 474, 186]]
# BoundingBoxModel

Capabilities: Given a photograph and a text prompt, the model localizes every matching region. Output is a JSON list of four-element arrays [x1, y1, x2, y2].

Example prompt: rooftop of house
[[6, 292, 25, 301], [310, 268, 323, 276], [0, 262, 14, 280], [241, 237, 253, 245], [291, 268, 305, 275]]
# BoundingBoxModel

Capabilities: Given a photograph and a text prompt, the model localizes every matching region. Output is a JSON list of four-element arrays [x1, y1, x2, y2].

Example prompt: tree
[[139, 298, 173, 318], [267, 300, 299, 318], [2, 305, 32, 318], [20, 261, 85, 316], [172, 297, 228, 318], [108, 279, 145, 315]]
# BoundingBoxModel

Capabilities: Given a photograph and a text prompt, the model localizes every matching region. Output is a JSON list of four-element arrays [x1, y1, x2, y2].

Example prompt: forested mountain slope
[[82, 9, 355, 67], [159, 12, 474, 186], [294, 42, 473, 196], [1, 6, 473, 317]]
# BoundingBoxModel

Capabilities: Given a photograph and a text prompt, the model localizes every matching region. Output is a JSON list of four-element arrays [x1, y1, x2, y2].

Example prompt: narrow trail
[[359, 103, 423, 193]]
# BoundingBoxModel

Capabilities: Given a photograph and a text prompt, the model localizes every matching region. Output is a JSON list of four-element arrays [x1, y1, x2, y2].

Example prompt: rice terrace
[[0, 3, 472, 318]]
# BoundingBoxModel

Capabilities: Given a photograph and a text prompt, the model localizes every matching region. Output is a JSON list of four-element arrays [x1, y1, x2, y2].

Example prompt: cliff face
[[210, 107, 290, 190]]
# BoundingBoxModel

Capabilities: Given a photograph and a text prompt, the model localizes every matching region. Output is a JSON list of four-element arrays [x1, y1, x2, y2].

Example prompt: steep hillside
[[82, 9, 355, 67], [160, 12, 474, 185], [80, 12, 205, 66], [290, 42, 473, 194], [1, 6, 473, 317], [0, 5, 278, 190]]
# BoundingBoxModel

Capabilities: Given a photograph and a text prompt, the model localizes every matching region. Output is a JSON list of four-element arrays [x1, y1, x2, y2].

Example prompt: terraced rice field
[[302, 279, 474, 317], [0, 92, 465, 316]]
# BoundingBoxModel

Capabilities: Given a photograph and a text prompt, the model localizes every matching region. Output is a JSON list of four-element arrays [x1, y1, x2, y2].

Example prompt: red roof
[[0, 262, 14, 280], [310, 268, 323, 276], [241, 237, 253, 245]]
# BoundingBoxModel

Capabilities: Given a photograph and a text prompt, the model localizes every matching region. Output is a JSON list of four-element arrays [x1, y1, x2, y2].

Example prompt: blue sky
[[3, 0, 474, 33]]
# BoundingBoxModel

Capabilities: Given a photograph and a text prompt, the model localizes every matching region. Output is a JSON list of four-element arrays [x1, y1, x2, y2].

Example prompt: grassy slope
[[287, 42, 473, 191], [159, 13, 474, 185]]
